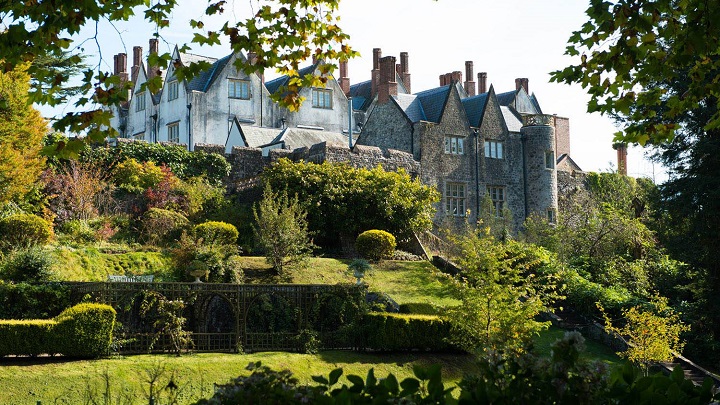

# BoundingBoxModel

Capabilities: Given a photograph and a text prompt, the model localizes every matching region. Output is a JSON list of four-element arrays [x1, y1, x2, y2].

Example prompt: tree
[[0, 1, 356, 157], [445, 230, 561, 357], [551, 0, 720, 145], [0, 65, 47, 205], [600, 295, 689, 374], [253, 185, 314, 276]]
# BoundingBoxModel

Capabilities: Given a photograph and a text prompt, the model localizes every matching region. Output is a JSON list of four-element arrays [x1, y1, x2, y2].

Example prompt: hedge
[[355, 230, 396, 261], [193, 221, 239, 245], [398, 302, 439, 315], [0, 282, 72, 319], [357, 312, 457, 352], [0, 303, 116, 358]]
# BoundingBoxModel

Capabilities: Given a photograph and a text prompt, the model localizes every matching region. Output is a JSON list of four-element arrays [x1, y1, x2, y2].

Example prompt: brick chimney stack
[[614, 143, 628, 175], [148, 38, 159, 82], [478, 72, 487, 94], [131, 46, 142, 83], [247, 51, 264, 83], [114, 53, 129, 84], [515, 77, 529, 93], [399, 52, 411, 93], [378, 55, 397, 104], [464, 61, 476, 96], [339, 60, 350, 97], [371, 48, 382, 99]]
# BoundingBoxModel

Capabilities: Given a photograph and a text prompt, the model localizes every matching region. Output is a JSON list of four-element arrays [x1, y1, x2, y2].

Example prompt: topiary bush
[[141, 208, 189, 245], [355, 230, 396, 261], [0, 213, 53, 248], [0, 320, 56, 357], [54, 303, 116, 358], [193, 221, 239, 246]]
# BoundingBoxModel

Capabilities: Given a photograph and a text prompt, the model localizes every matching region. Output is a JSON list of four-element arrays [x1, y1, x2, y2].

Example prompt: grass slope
[[50, 245, 173, 281], [0, 351, 477, 404]]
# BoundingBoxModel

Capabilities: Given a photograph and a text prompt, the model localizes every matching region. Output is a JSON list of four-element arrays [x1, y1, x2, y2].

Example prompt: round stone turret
[[521, 114, 558, 222]]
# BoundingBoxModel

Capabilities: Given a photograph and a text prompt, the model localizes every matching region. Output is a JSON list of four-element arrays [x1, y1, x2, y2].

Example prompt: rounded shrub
[[141, 208, 189, 245], [193, 221, 239, 246], [54, 303, 116, 358], [0, 213, 53, 248], [355, 230, 396, 261]]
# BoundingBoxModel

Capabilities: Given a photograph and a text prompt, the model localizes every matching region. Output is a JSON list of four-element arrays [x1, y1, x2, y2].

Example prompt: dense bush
[[54, 303, 116, 357], [58, 219, 97, 243], [0, 246, 55, 282], [172, 233, 244, 283], [356, 230, 396, 261], [112, 158, 167, 193], [193, 221, 239, 246], [562, 268, 641, 318], [0, 303, 115, 358], [357, 313, 456, 352], [0, 282, 72, 319], [262, 159, 439, 246], [0, 213, 53, 248], [141, 208, 189, 245]]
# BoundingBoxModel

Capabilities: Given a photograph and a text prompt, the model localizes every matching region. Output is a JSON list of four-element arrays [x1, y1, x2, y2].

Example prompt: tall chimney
[[148, 38, 159, 82], [515, 77, 529, 93], [464, 61, 476, 96], [614, 143, 628, 175], [339, 60, 350, 97], [478, 72, 487, 94], [131, 46, 142, 83], [451, 71, 462, 83], [247, 51, 264, 83], [115, 53, 129, 89], [371, 48, 382, 99], [399, 52, 411, 93], [378, 55, 397, 104]]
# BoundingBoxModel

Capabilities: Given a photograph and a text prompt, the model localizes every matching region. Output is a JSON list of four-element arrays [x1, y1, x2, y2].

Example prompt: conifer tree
[[0, 65, 47, 205]]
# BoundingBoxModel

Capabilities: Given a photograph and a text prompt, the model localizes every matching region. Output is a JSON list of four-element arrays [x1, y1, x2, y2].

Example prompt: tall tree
[[0, 0, 356, 157], [0, 65, 47, 205]]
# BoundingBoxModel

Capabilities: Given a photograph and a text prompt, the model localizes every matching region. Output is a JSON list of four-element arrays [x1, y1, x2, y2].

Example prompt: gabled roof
[[349, 80, 372, 111], [262, 127, 350, 150], [557, 153, 583, 173], [530, 93, 543, 114], [265, 63, 319, 95], [393, 94, 426, 123], [240, 126, 283, 148], [461, 93, 488, 127], [414, 84, 451, 123]]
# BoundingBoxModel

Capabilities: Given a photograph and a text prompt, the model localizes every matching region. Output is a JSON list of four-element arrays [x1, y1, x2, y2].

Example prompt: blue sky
[[53, 0, 663, 181]]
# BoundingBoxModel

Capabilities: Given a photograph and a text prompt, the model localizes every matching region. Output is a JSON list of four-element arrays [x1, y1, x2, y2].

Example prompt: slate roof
[[501, 106, 523, 132], [461, 93, 488, 127], [263, 127, 350, 150], [393, 94, 426, 122], [349, 80, 372, 110], [184, 53, 232, 92], [240, 126, 283, 148], [265, 63, 318, 95], [496, 90, 516, 106], [414, 85, 451, 123]]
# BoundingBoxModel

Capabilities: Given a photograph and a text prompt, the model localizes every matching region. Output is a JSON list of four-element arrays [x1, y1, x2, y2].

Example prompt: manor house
[[109, 42, 582, 231]]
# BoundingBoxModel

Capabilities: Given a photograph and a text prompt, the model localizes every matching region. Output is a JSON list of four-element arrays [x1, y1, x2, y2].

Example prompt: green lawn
[[532, 326, 622, 367], [0, 351, 477, 404]]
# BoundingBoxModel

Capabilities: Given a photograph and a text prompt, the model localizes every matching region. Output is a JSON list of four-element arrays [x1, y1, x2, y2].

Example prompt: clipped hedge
[[0, 282, 72, 319], [0, 303, 116, 358], [355, 230, 396, 261], [193, 221, 239, 245], [357, 312, 456, 352], [0, 213, 54, 247]]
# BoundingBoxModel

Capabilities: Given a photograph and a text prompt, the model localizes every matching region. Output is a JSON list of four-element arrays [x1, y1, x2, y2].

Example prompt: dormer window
[[229, 79, 250, 99], [312, 88, 332, 109], [168, 80, 179, 101]]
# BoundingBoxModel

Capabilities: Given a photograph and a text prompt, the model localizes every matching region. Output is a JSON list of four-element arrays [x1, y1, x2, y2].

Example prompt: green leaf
[[329, 368, 343, 385]]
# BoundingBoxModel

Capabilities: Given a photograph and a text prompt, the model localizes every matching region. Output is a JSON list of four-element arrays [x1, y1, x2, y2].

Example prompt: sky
[[53, 0, 664, 181]]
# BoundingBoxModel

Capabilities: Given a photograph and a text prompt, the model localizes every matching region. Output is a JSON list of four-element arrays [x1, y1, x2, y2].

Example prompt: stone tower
[[521, 114, 558, 221]]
